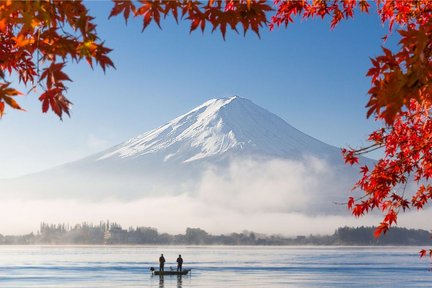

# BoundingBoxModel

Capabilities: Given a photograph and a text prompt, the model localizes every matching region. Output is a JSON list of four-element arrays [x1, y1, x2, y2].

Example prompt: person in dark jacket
[[159, 254, 166, 272], [176, 254, 183, 272]]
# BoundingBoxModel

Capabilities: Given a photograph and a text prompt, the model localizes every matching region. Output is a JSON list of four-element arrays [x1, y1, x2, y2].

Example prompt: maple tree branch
[[333, 194, 369, 206], [352, 143, 384, 156]]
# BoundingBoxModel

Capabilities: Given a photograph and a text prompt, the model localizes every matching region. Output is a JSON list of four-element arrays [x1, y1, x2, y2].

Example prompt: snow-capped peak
[[99, 96, 340, 163]]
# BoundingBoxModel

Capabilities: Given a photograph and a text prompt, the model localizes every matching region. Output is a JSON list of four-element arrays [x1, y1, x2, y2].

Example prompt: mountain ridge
[[96, 96, 343, 164]]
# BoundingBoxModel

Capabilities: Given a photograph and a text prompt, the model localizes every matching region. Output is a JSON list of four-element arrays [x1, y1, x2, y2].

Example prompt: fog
[[0, 156, 425, 235], [196, 156, 349, 214], [0, 197, 384, 236]]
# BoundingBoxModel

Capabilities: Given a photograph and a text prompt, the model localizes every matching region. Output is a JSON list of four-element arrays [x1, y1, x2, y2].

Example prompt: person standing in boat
[[176, 254, 183, 272], [159, 254, 166, 272]]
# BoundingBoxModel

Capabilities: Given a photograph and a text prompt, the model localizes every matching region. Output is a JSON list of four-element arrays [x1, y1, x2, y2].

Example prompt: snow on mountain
[[98, 96, 342, 164], [3, 96, 368, 207]]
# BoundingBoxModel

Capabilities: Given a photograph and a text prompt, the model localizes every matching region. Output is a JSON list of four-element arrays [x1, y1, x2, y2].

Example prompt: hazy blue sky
[[0, 3, 397, 179]]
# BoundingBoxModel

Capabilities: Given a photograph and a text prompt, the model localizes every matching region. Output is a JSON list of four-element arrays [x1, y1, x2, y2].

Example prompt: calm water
[[0, 246, 430, 287]]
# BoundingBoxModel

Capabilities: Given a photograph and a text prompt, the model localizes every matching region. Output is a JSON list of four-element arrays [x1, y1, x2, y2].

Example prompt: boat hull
[[153, 269, 190, 276]]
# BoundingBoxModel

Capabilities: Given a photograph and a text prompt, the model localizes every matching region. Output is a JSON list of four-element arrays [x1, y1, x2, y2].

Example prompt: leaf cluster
[[343, 99, 432, 253], [109, 0, 272, 39], [0, 1, 114, 119]]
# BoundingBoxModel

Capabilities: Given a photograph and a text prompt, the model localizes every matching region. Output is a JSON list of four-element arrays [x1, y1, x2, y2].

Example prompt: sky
[[0, 2, 397, 179]]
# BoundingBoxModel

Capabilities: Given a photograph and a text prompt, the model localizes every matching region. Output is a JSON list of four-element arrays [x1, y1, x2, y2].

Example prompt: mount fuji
[[3, 96, 367, 210], [98, 96, 341, 163]]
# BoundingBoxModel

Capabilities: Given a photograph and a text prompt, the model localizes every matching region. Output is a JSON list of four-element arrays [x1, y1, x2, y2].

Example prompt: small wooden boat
[[150, 267, 191, 276]]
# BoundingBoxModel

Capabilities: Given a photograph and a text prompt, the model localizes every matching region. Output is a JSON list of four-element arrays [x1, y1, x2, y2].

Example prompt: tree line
[[0, 222, 430, 246]]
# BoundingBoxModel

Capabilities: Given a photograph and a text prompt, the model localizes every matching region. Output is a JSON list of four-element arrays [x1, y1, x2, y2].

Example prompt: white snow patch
[[97, 96, 341, 163]]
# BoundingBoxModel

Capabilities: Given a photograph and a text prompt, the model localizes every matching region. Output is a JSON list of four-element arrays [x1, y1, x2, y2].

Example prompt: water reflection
[[158, 275, 164, 288], [177, 275, 183, 288], [157, 275, 183, 288]]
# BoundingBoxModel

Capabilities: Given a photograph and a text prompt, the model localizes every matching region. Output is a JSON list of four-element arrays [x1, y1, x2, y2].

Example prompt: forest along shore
[[1, 223, 430, 245]]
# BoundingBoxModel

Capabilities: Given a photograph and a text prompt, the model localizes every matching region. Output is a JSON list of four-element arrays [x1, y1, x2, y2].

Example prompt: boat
[[150, 267, 191, 276]]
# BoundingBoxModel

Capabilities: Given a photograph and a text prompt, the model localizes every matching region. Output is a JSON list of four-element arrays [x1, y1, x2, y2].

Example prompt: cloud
[[0, 155, 376, 235], [195, 156, 343, 214]]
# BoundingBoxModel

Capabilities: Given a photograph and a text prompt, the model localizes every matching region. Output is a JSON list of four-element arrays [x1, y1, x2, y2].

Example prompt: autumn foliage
[[0, 1, 114, 118], [1, 0, 432, 256]]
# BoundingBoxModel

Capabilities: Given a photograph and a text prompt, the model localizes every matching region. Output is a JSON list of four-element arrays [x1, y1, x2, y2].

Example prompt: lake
[[0, 246, 430, 287]]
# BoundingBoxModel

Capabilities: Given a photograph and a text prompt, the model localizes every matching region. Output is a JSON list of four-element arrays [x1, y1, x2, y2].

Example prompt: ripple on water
[[0, 246, 430, 288]]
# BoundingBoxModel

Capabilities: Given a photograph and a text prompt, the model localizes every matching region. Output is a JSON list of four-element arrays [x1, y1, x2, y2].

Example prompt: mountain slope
[[97, 96, 342, 164], [3, 96, 367, 205]]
